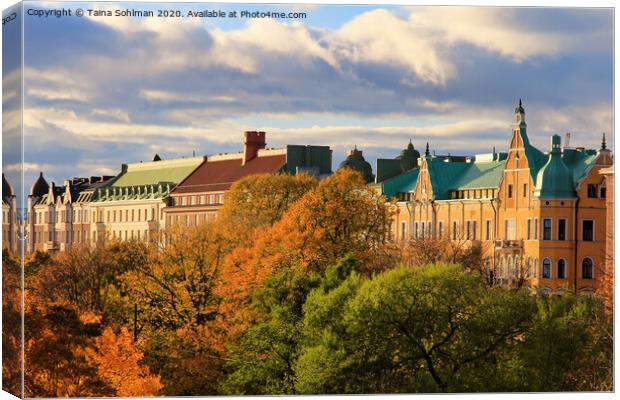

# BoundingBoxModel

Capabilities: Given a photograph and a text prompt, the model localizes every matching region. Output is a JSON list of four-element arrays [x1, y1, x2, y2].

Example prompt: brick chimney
[[243, 131, 266, 165]]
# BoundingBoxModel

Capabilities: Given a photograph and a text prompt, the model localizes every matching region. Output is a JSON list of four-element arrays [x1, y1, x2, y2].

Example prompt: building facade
[[374, 101, 613, 294], [27, 175, 114, 253], [2, 173, 18, 253], [165, 131, 333, 228], [87, 156, 205, 243]]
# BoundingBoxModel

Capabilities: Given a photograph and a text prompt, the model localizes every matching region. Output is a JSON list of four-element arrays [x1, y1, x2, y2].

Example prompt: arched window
[[542, 258, 551, 279], [582, 258, 593, 279], [557, 259, 566, 279]]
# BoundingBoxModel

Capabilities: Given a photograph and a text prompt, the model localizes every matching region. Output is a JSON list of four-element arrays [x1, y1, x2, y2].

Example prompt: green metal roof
[[562, 149, 599, 187], [451, 160, 506, 190], [425, 158, 470, 199], [534, 135, 576, 199], [111, 157, 204, 187], [381, 168, 419, 199], [517, 126, 549, 182]]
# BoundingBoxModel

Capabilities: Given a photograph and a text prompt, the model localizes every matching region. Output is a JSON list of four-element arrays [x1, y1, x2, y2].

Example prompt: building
[[375, 101, 613, 294], [338, 147, 374, 183], [26, 174, 113, 253], [2, 173, 18, 253], [165, 131, 332, 228], [88, 155, 205, 243]]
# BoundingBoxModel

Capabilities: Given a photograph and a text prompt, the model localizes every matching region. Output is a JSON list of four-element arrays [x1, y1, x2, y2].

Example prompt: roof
[[381, 168, 419, 198], [111, 157, 204, 187], [2, 173, 13, 198], [171, 154, 287, 194], [534, 135, 576, 199], [425, 158, 471, 199], [30, 172, 49, 197], [451, 160, 506, 190], [562, 148, 600, 187]]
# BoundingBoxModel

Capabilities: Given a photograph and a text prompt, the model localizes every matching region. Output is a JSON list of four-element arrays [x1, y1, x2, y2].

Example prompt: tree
[[215, 169, 395, 339], [25, 304, 114, 397], [218, 172, 317, 246], [2, 250, 22, 397], [221, 255, 360, 395], [86, 327, 163, 396], [295, 264, 537, 393], [122, 223, 231, 395]]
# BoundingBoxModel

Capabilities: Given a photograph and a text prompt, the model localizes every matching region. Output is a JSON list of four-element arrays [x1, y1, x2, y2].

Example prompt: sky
[[2, 2, 614, 205]]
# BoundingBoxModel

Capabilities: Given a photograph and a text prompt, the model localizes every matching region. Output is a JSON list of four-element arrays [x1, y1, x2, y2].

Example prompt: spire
[[153, 154, 162, 162], [601, 132, 607, 150], [425, 142, 430, 157]]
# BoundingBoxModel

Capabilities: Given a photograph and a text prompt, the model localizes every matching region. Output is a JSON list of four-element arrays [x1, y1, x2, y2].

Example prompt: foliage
[[221, 255, 360, 395], [25, 304, 113, 397], [295, 263, 537, 393], [86, 327, 163, 396], [2, 250, 22, 396]]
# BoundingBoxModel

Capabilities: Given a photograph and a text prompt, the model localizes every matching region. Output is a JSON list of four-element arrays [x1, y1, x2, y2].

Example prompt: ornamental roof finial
[[602, 132, 607, 150], [425, 142, 430, 157]]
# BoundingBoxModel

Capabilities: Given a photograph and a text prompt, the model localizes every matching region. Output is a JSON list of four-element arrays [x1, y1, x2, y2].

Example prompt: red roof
[[171, 154, 287, 194]]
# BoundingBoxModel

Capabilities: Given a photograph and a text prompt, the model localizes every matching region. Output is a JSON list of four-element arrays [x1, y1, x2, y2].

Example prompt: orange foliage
[[86, 327, 163, 397], [214, 168, 394, 337]]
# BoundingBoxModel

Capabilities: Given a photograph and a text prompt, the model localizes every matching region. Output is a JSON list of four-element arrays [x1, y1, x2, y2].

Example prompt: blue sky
[[2, 2, 613, 200]]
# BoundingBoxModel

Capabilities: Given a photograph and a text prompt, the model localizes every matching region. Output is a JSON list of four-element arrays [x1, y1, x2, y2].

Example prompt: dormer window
[[587, 184, 597, 198]]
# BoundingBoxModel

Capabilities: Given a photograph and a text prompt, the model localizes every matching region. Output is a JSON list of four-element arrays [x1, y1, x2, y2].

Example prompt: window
[[427, 222, 432, 238], [466, 221, 471, 240], [582, 258, 593, 279], [557, 259, 566, 279], [485, 220, 491, 240], [472, 221, 477, 240], [587, 184, 597, 198], [421, 223, 425, 238], [534, 218, 538, 240], [558, 219, 566, 241], [452, 221, 458, 240], [542, 258, 551, 279], [438, 221, 443, 238], [526, 219, 531, 240], [600, 185, 606, 198], [542, 218, 552, 240], [504, 219, 516, 240], [582, 220, 594, 241], [523, 183, 528, 197], [401, 222, 406, 240], [508, 184, 513, 198], [414, 222, 418, 239]]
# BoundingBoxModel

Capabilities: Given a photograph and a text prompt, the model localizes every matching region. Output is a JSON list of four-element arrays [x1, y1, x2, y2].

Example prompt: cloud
[[16, 4, 613, 186]]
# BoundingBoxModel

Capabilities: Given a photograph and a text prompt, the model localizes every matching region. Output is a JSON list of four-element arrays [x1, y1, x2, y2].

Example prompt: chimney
[[243, 131, 266, 165]]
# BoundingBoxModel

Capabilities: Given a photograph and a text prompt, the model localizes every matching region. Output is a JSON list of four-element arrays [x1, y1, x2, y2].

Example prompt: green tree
[[221, 255, 360, 395], [295, 264, 537, 393]]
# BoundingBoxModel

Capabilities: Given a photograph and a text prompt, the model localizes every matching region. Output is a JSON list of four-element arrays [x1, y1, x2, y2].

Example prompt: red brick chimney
[[243, 131, 266, 165]]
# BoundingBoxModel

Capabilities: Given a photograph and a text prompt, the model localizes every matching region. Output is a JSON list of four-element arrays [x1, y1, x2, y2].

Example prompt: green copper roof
[[111, 157, 204, 187], [425, 158, 470, 199], [562, 148, 599, 187], [381, 168, 419, 198], [516, 126, 549, 183], [534, 135, 576, 199], [451, 160, 506, 190]]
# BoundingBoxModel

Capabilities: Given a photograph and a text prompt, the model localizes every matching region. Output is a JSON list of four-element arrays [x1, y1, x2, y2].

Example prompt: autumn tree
[[218, 172, 317, 245], [86, 327, 163, 396], [2, 250, 22, 396], [24, 304, 113, 397], [215, 169, 395, 337]]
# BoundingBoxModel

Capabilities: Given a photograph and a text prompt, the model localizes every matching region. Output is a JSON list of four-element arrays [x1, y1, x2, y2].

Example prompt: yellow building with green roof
[[88, 155, 204, 243], [375, 101, 612, 295]]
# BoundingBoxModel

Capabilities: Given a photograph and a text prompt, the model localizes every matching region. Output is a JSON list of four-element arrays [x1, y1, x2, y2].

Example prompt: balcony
[[494, 239, 523, 249]]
